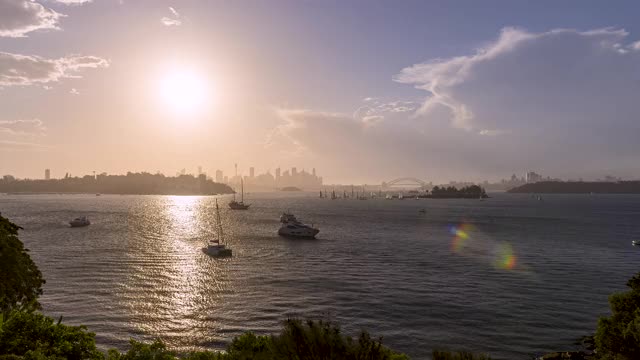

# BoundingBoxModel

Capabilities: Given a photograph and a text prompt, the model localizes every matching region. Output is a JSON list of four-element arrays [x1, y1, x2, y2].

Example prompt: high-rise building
[[250, 167, 255, 178], [275, 167, 281, 179], [45, 169, 50, 180], [312, 168, 316, 177], [292, 167, 297, 177], [215, 170, 223, 183], [198, 166, 202, 175]]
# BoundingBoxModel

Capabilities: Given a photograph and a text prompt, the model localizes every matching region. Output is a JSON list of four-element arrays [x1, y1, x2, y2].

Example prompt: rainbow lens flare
[[449, 223, 474, 252], [449, 223, 520, 271], [494, 242, 517, 270]]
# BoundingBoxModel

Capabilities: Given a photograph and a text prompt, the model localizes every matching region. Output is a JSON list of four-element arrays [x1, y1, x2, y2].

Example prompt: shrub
[[594, 272, 640, 360], [0, 310, 102, 360], [0, 216, 45, 316]]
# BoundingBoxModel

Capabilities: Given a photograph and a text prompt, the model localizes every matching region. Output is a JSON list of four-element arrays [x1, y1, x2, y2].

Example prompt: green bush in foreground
[[0, 216, 45, 316], [594, 272, 640, 360], [0, 310, 102, 360], [432, 350, 492, 360]]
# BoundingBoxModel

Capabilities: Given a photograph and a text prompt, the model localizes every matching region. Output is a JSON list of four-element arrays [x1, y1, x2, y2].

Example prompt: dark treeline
[[508, 181, 640, 194], [427, 185, 488, 199], [0, 172, 234, 195]]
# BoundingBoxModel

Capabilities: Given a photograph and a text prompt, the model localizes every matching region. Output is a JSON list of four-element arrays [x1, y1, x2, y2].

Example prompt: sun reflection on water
[[122, 196, 233, 348]]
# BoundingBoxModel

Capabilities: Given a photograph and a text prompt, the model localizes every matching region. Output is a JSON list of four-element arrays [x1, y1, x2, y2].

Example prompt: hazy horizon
[[2, 0, 640, 184]]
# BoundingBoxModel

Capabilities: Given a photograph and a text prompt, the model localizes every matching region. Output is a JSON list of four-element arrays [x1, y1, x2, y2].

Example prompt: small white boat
[[632, 240, 640, 246], [203, 199, 232, 257], [69, 216, 90, 227], [278, 212, 319, 239]]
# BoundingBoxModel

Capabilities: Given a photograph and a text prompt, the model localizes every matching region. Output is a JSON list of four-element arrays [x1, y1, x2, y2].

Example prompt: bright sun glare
[[158, 68, 211, 116]]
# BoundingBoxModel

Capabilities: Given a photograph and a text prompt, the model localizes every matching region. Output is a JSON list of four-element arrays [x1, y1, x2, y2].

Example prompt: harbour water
[[2, 192, 639, 359]]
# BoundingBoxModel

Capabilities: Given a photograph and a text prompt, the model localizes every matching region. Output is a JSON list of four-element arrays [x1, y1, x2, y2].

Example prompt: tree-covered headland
[[0, 173, 233, 195]]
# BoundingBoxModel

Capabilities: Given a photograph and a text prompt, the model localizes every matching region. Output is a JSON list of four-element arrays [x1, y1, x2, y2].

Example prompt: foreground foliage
[[594, 272, 640, 360], [0, 310, 102, 360], [0, 216, 44, 316], [432, 350, 492, 360]]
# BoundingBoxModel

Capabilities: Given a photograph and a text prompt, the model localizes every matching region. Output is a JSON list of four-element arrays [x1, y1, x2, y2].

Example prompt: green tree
[[595, 272, 640, 359], [0, 215, 45, 316], [0, 310, 103, 360]]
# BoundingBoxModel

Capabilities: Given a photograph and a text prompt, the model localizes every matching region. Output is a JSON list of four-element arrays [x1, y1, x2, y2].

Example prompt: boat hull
[[202, 247, 232, 257], [229, 202, 250, 210], [278, 227, 319, 239]]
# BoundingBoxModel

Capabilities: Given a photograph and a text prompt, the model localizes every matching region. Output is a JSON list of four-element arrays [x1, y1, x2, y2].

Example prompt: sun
[[158, 68, 211, 116]]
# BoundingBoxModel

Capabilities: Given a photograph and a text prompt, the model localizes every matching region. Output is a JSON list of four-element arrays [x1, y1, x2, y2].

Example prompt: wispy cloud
[[0, 0, 62, 38], [161, 7, 182, 27], [0, 119, 46, 136], [394, 27, 637, 134], [0, 52, 109, 87], [52, 0, 93, 4], [69, 87, 79, 95]]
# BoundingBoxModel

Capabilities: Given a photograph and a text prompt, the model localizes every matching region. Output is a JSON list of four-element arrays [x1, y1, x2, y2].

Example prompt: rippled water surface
[[2, 192, 640, 359]]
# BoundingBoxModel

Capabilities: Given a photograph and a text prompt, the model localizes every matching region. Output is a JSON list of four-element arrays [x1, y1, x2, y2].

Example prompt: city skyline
[[2, 1, 640, 184]]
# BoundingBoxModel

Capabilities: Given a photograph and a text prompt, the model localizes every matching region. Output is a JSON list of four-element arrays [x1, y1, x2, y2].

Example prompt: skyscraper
[[292, 167, 297, 177], [45, 169, 50, 180], [249, 167, 255, 178], [215, 170, 223, 183]]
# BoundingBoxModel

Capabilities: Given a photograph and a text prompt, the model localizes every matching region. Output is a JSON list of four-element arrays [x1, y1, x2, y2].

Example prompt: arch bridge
[[383, 177, 429, 188]]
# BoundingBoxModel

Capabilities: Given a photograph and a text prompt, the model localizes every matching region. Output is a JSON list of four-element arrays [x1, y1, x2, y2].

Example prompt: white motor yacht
[[69, 216, 90, 227], [278, 212, 319, 239]]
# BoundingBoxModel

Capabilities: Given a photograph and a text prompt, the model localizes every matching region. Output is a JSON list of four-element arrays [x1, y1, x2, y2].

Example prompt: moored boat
[[278, 212, 319, 239], [203, 199, 232, 257], [69, 216, 90, 227]]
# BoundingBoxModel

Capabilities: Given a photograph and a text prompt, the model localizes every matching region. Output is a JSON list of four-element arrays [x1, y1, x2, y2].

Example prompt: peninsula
[[508, 181, 640, 194], [0, 172, 234, 195]]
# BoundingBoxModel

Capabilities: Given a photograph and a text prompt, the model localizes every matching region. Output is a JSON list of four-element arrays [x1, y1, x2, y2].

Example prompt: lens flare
[[449, 223, 474, 252], [494, 242, 517, 270], [449, 223, 520, 271]]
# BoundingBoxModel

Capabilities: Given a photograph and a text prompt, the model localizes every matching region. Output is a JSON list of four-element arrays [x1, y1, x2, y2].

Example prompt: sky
[[1, 0, 640, 184]]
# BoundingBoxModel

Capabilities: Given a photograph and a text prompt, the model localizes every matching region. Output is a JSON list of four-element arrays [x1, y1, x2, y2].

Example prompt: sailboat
[[203, 199, 232, 257], [229, 178, 250, 210]]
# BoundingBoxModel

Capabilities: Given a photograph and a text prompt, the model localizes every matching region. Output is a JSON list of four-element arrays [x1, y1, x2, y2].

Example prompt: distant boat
[[632, 240, 640, 246], [229, 178, 250, 210], [95, 193, 101, 196], [319, 190, 324, 198], [278, 212, 320, 239], [203, 199, 232, 257], [418, 208, 426, 214], [69, 216, 90, 227]]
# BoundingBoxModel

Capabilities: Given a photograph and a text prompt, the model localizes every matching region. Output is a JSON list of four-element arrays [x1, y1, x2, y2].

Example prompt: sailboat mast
[[216, 199, 224, 244], [241, 178, 244, 202]]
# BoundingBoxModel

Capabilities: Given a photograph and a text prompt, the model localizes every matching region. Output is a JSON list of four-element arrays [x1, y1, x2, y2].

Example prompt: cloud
[[69, 87, 79, 94], [394, 27, 637, 134], [0, 52, 109, 87], [52, 0, 93, 4], [0, 119, 46, 136], [353, 99, 418, 124], [0, 0, 62, 37], [161, 6, 181, 26], [271, 27, 640, 181]]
